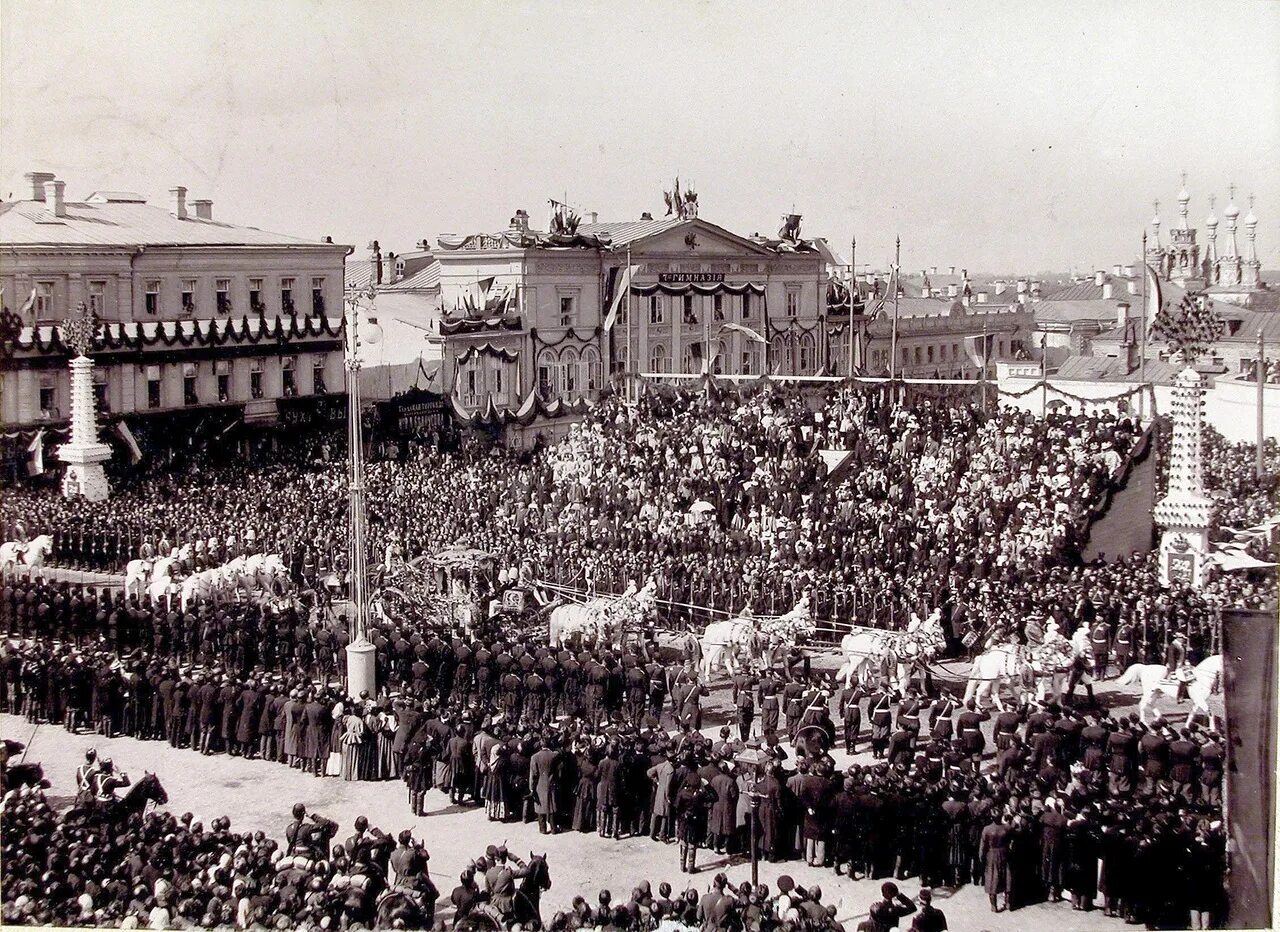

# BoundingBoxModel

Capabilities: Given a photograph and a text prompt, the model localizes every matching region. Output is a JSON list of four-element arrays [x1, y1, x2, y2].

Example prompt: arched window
[[713, 339, 728, 375], [681, 343, 698, 375], [560, 347, 579, 398], [798, 333, 816, 373], [581, 346, 601, 392], [537, 348, 559, 399], [650, 343, 668, 373], [769, 335, 790, 375]]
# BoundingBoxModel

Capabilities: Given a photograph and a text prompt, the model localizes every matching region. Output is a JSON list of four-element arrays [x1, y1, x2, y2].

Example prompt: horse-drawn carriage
[[695, 597, 817, 678]]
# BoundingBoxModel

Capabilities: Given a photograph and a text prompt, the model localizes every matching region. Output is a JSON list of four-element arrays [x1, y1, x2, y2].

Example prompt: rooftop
[[0, 196, 341, 249], [1054, 354, 1181, 384], [1032, 300, 1126, 325]]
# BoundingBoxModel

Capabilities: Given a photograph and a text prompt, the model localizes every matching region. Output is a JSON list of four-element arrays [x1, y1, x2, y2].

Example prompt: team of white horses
[[0, 535, 54, 578], [124, 551, 290, 609]]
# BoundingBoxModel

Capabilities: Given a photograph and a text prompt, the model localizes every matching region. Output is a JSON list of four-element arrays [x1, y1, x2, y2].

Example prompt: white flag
[[603, 264, 640, 332]]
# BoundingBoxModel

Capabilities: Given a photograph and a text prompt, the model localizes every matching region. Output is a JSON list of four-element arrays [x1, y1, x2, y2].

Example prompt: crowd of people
[[0, 385, 1270, 930]]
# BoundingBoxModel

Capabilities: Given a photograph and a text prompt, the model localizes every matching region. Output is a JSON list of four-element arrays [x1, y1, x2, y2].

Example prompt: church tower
[[1165, 175, 1201, 287], [1215, 185, 1243, 287]]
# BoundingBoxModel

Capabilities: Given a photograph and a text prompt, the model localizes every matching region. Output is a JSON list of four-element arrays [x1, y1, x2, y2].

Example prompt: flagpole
[[980, 317, 988, 410], [848, 236, 857, 379], [1140, 231, 1148, 420], [626, 244, 634, 403], [889, 236, 901, 381]]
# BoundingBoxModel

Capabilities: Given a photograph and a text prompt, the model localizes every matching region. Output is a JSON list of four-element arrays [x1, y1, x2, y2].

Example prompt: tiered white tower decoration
[[1153, 366, 1214, 587], [55, 302, 112, 502]]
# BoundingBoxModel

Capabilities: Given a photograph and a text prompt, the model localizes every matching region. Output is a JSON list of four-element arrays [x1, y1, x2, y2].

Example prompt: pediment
[[628, 219, 777, 259]]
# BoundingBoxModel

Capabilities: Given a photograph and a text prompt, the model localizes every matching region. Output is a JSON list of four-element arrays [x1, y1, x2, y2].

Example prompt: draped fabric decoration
[[455, 342, 520, 364], [529, 326, 602, 349], [995, 379, 1153, 406], [450, 387, 596, 428], [2, 313, 342, 356], [630, 281, 766, 298], [438, 314, 522, 336]]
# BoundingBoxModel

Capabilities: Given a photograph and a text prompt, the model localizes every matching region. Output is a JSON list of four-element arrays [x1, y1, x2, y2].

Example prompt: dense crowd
[[0, 387, 1269, 930], [4, 387, 1271, 651]]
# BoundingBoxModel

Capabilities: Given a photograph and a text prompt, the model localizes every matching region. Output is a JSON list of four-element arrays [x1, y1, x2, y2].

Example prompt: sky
[[3, 0, 1278, 274]]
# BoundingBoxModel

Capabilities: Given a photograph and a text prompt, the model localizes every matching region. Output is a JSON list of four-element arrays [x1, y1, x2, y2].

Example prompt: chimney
[[1102, 281, 1114, 299], [946, 283, 958, 298], [977, 292, 989, 304], [640, 211, 653, 220], [510, 209, 530, 233], [994, 280, 1007, 295], [369, 240, 382, 285], [44, 179, 66, 217], [948, 265, 956, 275], [191, 199, 212, 220], [1123, 263, 1135, 278], [386, 251, 398, 284], [25, 171, 55, 201], [588, 211, 598, 224], [1112, 264, 1122, 276], [170, 186, 188, 220], [1116, 301, 1129, 331], [1016, 278, 1028, 295], [1031, 280, 1042, 298], [1127, 278, 1138, 295], [929, 266, 938, 275], [1093, 269, 1105, 287]]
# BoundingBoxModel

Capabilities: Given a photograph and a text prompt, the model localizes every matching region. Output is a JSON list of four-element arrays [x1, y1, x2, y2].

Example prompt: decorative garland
[[456, 342, 520, 364], [529, 326, 602, 349], [3, 313, 341, 357], [630, 282, 766, 298], [996, 378, 1152, 406], [438, 315, 522, 336]]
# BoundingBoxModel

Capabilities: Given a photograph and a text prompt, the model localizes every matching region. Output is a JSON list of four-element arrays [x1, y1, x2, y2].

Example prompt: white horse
[[145, 556, 182, 608], [837, 629, 899, 689], [0, 535, 54, 579], [699, 618, 757, 678], [1026, 625, 1085, 702], [125, 558, 156, 598], [180, 567, 227, 611], [548, 598, 622, 648], [1115, 655, 1223, 728], [964, 642, 1031, 711], [241, 553, 288, 590]]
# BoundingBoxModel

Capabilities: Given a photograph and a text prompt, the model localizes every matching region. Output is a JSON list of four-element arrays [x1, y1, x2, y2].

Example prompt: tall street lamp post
[[734, 744, 770, 887], [344, 288, 382, 699]]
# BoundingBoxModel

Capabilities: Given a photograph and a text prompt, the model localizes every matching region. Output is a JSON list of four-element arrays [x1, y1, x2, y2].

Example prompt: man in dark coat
[[529, 738, 560, 834], [234, 679, 261, 758]]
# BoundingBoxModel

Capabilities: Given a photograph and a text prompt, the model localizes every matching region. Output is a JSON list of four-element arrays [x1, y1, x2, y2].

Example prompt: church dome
[[1224, 199, 1240, 220]]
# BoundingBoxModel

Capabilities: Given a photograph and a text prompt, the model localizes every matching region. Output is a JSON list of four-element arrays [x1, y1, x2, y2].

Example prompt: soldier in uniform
[[758, 671, 781, 737], [841, 683, 865, 753], [869, 687, 895, 759], [1164, 632, 1189, 702], [1089, 619, 1111, 679]]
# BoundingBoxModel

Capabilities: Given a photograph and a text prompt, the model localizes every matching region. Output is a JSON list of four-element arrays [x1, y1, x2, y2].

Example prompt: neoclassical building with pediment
[[428, 206, 828, 420]]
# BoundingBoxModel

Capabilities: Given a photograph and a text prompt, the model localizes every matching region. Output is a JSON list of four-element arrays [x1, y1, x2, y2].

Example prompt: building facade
[[0, 174, 349, 470], [424, 209, 826, 416]]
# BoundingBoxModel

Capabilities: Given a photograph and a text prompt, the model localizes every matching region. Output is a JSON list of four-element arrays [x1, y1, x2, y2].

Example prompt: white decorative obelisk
[[1153, 365, 1214, 587], [56, 302, 112, 502]]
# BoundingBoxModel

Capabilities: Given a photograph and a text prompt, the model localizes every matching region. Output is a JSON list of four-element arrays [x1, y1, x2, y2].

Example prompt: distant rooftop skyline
[[3, 1, 1277, 273]]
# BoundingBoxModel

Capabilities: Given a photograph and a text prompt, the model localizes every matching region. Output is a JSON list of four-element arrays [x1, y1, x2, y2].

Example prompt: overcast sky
[[3, 0, 1278, 273]]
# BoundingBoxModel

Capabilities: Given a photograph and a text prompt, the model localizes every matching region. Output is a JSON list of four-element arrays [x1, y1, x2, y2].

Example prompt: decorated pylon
[[55, 302, 112, 501], [1152, 366, 1214, 587]]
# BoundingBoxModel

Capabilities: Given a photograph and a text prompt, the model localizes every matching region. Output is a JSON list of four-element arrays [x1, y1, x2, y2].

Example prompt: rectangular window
[[217, 372, 230, 402], [682, 294, 697, 325], [250, 362, 264, 400], [145, 280, 160, 315], [559, 295, 575, 327], [216, 278, 232, 314], [927, 345, 934, 363], [713, 293, 725, 322], [648, 295, 665, 325], [146, 366, 162, 409], [181, 279, 196, 314], [249, 278, 265, 313], [312, 360, 327, 394], [281, 278, 296, 315], [39, 385, 56, 416], [93, 380, 108, 412], [741, 293, 752, 319], [786, 290, 799, 317], [538, 363, 553, 397], [34, 281, 54, 320], [282, 356, 298, 397], [87, 280, 106, 316], [311, 277, 325, 315], [183, 377, 198, 407]]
